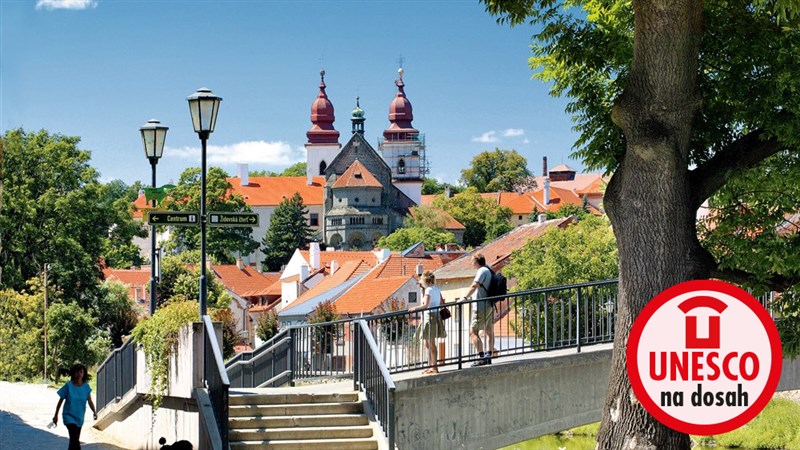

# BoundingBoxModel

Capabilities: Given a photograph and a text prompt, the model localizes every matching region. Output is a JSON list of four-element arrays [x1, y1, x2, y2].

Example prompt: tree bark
[[597, 1, 705, 449]]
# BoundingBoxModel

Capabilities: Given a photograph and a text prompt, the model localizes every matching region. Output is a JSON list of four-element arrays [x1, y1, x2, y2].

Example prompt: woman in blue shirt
[[53, 364, 97, 450]]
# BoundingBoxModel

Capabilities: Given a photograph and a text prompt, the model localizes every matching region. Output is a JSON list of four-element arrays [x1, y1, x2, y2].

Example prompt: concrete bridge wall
[[392, 349, 800, 450]]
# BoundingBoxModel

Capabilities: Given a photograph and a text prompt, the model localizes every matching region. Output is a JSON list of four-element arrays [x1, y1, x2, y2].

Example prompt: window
[[398, 159, 406, 174], [319, 160, 327, 175], [408, 292, 417, 303], [518, 215, 523, 220], [310, 213, 319, 226], [354, 197, 359, 203], [350, 217, 365, 225], [372, 217, 383, 225], [330, 218, 342, 226]]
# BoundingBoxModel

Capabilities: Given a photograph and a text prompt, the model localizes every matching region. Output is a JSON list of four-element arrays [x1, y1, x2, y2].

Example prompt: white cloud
[[502, 128, 525, 137], [471, 131, 499, 143], [36, 0, 97, 10], [167, 140, 305, 167], [523, 138, 530, 144]]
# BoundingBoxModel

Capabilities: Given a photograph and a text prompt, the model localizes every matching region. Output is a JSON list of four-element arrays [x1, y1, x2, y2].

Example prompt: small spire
[[356, 96, 360, 107]]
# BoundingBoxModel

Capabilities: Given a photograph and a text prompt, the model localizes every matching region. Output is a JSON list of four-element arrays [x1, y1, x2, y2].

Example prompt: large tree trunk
[[596, 1, 706, 449]]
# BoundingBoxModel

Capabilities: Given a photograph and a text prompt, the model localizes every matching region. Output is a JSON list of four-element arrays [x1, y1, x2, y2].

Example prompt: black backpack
[[483, 267, 508, 306]]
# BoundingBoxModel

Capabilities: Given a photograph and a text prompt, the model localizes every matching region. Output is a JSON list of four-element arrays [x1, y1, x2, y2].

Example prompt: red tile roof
[[102, 268, 151, 314], [298, 250, 377, 269], [212, 265, 280, 298], [532, 173, 606, 196], [286, 260, 370, 310], [408, 207, 465, 230], [228, 176, 324, 207], [333, 276, 411, 315], [420, 194, 437, 206], [371, 254, 448, 279], [331, 160, 382, 189], [480, 192, 523, 208], [434, 217, 574, 280], [266, 274, 299, 297], [528, 186, 601, 214]]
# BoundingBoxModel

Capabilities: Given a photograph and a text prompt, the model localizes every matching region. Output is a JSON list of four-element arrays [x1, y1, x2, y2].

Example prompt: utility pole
[[43, 263, 50, 382]]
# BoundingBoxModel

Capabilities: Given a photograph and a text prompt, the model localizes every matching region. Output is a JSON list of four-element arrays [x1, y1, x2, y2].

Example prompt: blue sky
[[2, 0, 583, 186]]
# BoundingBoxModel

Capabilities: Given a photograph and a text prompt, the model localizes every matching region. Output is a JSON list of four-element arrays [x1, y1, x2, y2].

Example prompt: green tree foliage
[[482, 1, 800, 447], [377, 227, 456, 251], [432, 187, 513, 246], [0, 129, 112, 306], [308, 300, 339, 354], [279, 162, 307, 177], [164, 167, 259, 263], [95, 280, 140, 347], [261, 193, 312, 272], [103, 179, 147, 269], [47, 302, 98, 379], [157, 251, 230, 310], [460, 148, 531, 193], [256, 310, 279, 342], [421, 178, 462, 196], [542, 203, 591, 221], [505, 216, 618, 289], [210, 308, 239, 360], [404, 205, 449, 230], [131, 300, 198, 411], [0, 288, 44, 381]]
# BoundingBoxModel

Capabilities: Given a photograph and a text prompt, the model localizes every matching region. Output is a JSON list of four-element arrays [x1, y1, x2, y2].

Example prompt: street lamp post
[[140, 119, 168, 316], [187, 88, 222, 317]]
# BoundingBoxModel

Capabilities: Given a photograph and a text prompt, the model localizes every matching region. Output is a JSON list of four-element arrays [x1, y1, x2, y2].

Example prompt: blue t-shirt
[[57, 381, 92, 427]]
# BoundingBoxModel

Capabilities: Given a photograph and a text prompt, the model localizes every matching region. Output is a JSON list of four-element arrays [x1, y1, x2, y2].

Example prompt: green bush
[[0, 289, 44, 381], [131, 301, 198, 411], [256, 310, 279, 342]]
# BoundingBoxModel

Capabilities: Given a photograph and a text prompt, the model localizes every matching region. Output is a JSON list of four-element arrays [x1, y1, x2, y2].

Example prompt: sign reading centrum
[[208, 212, 259, 227], [147, 211, 200, 226]]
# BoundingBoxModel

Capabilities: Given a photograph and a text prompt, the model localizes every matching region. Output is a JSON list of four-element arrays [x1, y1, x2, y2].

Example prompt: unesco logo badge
[[627, 280, 783, 435]]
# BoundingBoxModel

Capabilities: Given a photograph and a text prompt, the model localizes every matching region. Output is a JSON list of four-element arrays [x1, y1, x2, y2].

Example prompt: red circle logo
[[627, 280, 782, 435]]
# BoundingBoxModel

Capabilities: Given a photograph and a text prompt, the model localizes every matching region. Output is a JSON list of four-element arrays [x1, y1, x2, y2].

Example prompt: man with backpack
[[462, 253, 495, 366]]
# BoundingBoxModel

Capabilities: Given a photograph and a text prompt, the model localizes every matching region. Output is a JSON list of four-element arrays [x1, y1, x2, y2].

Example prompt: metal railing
[[354, 320, 396, 449], [290, 319, 355, 381], [226, 329, 292, 388], [96, 337, 137, 412], [202, 315, 229, 449]]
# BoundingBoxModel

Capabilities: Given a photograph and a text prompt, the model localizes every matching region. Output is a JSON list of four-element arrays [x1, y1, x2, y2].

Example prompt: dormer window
[[319, 160, 327, 175], [398, 159, 406, 174]]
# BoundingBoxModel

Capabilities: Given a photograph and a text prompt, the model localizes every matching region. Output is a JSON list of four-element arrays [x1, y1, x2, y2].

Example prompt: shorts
[[471, 307, 494, 332]]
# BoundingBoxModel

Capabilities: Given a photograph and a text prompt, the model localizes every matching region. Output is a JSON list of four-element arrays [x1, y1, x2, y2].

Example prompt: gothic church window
[[319, 160, 327, 175], [398, 159, 406, 174]]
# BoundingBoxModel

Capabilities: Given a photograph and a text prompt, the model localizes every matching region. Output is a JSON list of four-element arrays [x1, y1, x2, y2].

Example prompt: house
[[211, 262, 280, 341], [102, 267, 151, 315], [433, 216, 575, 302], [407, 207, 466, 245]]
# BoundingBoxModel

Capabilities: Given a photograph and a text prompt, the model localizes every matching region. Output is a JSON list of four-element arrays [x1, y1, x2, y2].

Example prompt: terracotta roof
[[528, 186, 601, 214], [331, 160, 382, 189], [434, 217, 574, 280], [575, 176, 606, 196], [371, 254, 448, 279], [284, 260, 370, 311], [298, 250, 377, 269], [550, 164, 577, 172], [228, 176, 324, 207], [281, 261, 370, 312], [249, 302, 279, 313], [103, 267, 151, 286], [420, 194, 437, 206], [333, 276, 412, 315], [532, 173, 606, 196], [480, 192, 523, 208], [408, 207, 465, 230], [266, 274, 299, 297], [212, 265, 280, 298]]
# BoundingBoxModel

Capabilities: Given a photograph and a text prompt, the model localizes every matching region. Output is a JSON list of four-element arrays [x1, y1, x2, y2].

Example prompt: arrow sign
[[208, 212, 259, 227], [148, 211, 200, 226]]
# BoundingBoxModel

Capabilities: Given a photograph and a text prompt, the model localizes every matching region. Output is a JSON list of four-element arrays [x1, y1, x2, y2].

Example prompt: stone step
[[229, 437, 379, 450], [229, 392, 359, 406], [229, 425, 373, 441], [229, 402, 364, 417], [229, 414, 369, 429]]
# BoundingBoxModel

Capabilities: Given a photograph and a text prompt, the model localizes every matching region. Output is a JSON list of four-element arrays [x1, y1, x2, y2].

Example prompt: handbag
[[439, 306, 452, 320]]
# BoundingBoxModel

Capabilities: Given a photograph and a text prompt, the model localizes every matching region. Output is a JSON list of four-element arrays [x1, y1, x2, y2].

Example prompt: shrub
[[131, 301, 197, 411], [210, 308, 239, 360], [256, 310, 279, 342]]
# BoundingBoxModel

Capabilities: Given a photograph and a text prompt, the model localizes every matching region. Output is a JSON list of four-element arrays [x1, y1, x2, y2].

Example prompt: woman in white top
[[412, 271, 447, 374]]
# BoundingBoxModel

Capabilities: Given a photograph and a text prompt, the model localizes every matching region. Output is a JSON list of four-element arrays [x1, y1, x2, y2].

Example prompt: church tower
[[306, 70, 341, 185], [378, 68, 426, 205]]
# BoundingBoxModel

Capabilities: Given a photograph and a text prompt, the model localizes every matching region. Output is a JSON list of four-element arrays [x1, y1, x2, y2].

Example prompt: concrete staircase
[[228, 391, 379, 450]]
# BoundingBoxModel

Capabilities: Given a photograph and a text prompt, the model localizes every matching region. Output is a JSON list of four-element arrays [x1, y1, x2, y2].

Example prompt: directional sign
[[208, 212, 259, 227], [148, 211, 200, 226]]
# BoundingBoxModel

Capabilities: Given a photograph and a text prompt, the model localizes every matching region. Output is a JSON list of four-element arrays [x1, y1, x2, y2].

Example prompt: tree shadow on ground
[[0, 409, 127, 450]]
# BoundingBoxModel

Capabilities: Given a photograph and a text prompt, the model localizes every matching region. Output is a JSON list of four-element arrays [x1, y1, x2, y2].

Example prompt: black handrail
[[202, 315, 230, 449], [354, 320, 396, 449], [96, 337, 137, 412]]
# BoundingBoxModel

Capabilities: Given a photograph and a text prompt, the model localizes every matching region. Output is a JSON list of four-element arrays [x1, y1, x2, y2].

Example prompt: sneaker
[[472, 359, 490, 367]]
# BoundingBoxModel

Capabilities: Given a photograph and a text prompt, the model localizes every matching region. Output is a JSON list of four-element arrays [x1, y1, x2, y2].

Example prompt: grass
[[501, 397, 800, 450]]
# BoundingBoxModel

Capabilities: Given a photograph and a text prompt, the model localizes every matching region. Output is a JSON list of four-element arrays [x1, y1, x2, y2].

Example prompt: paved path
[[0, 381, 127, 450]]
